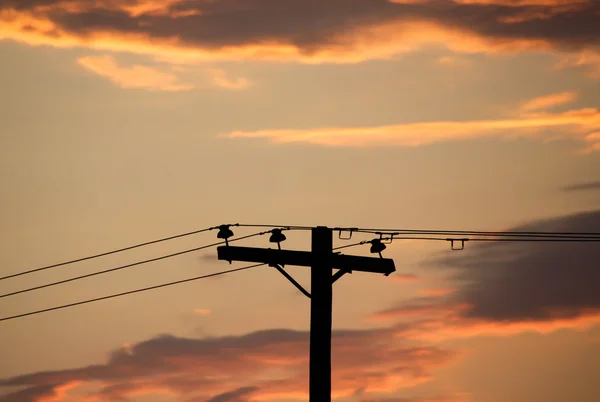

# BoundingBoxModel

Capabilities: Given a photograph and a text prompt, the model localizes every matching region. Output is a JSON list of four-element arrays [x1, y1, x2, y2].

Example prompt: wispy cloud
[[521, 91, 578, 111], [77, 55, 193, 91], [207, 68, 252, 90], [390, 274, 421, 283], [224, 104, 600, 152], [194, 308, 212, 315]]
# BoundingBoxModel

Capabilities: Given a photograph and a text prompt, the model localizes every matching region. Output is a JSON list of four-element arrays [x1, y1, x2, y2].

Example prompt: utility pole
[[310, 226, 333, 401], [217, 226, 395, 402]]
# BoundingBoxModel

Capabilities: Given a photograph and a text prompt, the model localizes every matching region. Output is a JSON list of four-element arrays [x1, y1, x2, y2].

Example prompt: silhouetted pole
[[310, 226, 333, 402], [217, 226, 395, 402]]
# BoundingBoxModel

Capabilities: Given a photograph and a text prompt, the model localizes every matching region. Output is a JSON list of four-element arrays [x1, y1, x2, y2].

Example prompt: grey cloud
[[0, 326, 455, 401], [434, 209, 600, 321], [0, 384, 59, 402], [562, 181, 600, 192], [205, 386, 258, 402]]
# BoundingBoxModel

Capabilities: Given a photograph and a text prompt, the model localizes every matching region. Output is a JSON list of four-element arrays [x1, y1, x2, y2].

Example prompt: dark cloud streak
[[434, 209, 600, 321], [562, 181, 600, 192]]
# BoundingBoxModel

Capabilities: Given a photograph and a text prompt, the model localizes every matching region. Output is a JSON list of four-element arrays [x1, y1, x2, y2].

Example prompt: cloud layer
[[0, 328, 458, 402], [1, 0, 599, 66]]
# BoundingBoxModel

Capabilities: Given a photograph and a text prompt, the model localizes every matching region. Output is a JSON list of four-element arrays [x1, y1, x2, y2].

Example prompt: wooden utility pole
[[217, 226, 395, 402], [310, 226, 333, 401]]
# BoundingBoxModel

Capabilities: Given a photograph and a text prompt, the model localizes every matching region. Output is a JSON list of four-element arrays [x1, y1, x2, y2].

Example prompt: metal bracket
[[381, 233, 394, 244], [338, 228, 357, 240], [331, 269, 351, 284], [447, 238, 469, 250], [270, 264, 311, 298]]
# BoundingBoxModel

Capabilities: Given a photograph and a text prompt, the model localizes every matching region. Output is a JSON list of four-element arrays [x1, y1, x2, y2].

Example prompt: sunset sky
[[1, 0, 600, 401]]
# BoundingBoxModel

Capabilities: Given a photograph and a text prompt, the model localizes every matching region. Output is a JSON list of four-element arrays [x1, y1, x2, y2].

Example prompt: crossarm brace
[[270, 264, 311, 299], [331, 269, 351, 284]]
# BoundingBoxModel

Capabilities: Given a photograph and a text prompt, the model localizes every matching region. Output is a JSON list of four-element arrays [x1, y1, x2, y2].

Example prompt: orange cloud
[[194, 308, 212, 315], [0, 0, 598, 68], [368, 300, 600, 342], [391, 274, 421, 283], [224, 107, 600, 151], [418, 288, 457, 297], [76, 55, 193, 91], [397, 308, 600, 343], [521, 91, 578, 111]]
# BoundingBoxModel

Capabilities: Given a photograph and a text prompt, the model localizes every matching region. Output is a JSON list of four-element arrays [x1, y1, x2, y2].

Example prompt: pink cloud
[[0, 328, 460, 402]]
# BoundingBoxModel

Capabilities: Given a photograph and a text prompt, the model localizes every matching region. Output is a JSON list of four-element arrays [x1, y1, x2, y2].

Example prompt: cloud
[[418, 288, 457, 296], [76, 55, 193, 91], [0, 381, 82, 402], [207, 68, 251, 90], [368, 209, 600, 341], [0, 328, 459, 402], [194, 308, 212, 315], [205, 386, 258, 402], [557, 50, 600, 78], [223, 105, 600, 152], [361, 395, 470, 402], [1, 0, 600, 68], [390, 274, 421, 283], [520, 91, 577, 111], [562, 180, 600, 192]]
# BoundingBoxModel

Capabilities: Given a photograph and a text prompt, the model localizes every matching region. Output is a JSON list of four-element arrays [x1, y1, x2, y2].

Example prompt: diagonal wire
[[0, 231, 270, 299], [0, 225, 233, 281], [0, 263, 265, 323]]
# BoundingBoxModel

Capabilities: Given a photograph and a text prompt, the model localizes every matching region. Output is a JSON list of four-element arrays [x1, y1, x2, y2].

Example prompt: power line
[[237, 224, 313, 230], [0, 225, 230, 282], [0, 231, 270, 300], [347, 227, 600, 239], [0, 263, 265, 323], [331, 235, 600, 253], [232, 223, 600, 239]]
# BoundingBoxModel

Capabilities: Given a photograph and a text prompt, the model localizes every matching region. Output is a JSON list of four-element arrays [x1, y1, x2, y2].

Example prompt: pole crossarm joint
[[331, 269, 350, 284], [270, 263, 311, 298]]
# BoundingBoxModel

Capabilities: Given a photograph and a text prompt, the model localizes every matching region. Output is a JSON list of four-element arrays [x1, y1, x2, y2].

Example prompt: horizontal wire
[[0, 231, 271, 300], [349, 228, 600, 239], [0, 263, 265, 323], [0, 225, 228, 282], [332, 235, 600, 253], [236, 224, 313, 230]]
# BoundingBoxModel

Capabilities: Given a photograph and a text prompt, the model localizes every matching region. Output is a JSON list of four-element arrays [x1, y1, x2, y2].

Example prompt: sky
[[1, 0, 600, 401]]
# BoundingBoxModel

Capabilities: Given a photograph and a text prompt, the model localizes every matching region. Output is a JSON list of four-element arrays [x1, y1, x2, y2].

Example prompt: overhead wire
[[236, 224, 313, 230], [0, 263, 265, 323], [2, 223, 599, 322], [331, 234, 600, 253], [0, 230, 272, 300], [0, 225, 233, 282], [346, 227, 600, 239]]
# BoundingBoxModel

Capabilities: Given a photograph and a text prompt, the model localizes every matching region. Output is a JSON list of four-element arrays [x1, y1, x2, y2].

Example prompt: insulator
[[269, 229, 287, 244], [370, 239, 386, 254], [217, 225, 234, 246]]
